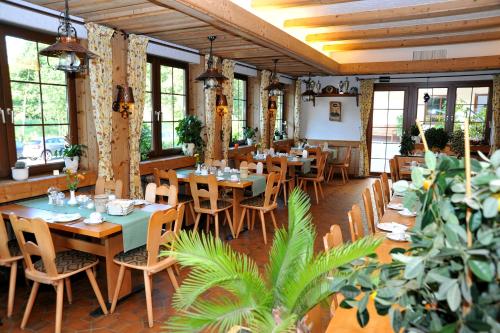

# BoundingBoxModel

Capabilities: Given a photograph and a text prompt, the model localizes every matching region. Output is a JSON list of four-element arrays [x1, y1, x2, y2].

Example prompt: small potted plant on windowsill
[[424, 127, 449, 152], [176, 115, 203, 156], [11, 161, 29, 181], [243, 127, 258, 146], [56, 143, 87, 172], [410, 124, 421, 143], [274, 130, 281, 141]]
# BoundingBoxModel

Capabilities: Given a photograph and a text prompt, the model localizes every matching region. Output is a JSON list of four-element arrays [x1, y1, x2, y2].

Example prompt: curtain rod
[[357, 71, 500, 81]]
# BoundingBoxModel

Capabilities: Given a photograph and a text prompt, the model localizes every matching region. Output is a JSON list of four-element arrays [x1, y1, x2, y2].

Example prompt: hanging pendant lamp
[[39, 0, 98, 73], [196, 35, 227, 89], [265, 59, 285, 97]]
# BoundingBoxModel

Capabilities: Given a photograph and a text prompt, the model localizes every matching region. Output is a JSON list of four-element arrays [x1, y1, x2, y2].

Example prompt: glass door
[[370, 90, 406, 173]]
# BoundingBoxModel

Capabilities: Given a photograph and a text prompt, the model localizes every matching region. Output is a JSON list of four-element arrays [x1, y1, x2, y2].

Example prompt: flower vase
[[68, 190, 77, 205]]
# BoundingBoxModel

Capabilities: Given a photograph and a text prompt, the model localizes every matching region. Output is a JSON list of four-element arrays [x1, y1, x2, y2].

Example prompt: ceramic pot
[[11, 167, 29, 181], [246, 138, 254, 146], [64, 156, 79, 172], [182, 143, 195, 156]]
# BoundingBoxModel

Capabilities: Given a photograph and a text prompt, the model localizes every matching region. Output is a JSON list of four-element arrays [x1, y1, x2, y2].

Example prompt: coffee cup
[[89, 212, 103, 223], [230, 174, 239, 182], [224, 166, 231, 173]]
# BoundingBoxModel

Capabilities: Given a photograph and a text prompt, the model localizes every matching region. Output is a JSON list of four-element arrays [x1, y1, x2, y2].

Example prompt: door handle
[[155, 110, 162, 121], [0, 108, 5, 124], [5, 108, 11, 124]]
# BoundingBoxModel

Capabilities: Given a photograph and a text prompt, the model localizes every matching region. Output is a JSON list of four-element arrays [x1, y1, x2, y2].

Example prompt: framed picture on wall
[[329, 101, 341, 122]]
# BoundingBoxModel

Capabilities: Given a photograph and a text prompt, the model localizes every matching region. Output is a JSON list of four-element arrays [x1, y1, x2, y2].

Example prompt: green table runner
[[177, 169, 266, 196], [18, 197, 151, 252]]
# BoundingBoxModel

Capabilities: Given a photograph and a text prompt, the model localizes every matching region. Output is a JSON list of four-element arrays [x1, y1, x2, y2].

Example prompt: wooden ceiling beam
[[148, 0, 340, 74], [339, 55, 500, 75], [285, 0, 500, 28], [324, 30, 500, 51], [87, 7, 174, 23], [251, 0, 358, 9], [307, 16, 500, 42]]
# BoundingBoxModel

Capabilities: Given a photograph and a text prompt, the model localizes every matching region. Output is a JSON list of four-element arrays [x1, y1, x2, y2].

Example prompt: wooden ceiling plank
[[306, 16, 500, 42], [285, 0, 500, 28], [148, 0, 340, 74], [339, 55, 500, 75], [87, 6, 173, 23], [324, 30, 500, 51], [251, 0, 358, 9]]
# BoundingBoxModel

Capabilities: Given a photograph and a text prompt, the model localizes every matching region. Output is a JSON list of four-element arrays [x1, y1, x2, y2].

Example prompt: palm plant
[[163, 189, 381, 332]]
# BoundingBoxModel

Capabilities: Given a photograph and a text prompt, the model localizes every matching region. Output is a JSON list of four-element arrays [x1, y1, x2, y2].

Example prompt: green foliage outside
[[55, 144, 87, 159], [163, 189, 381, 332], [335, 151, 500, 332], [139, 124, 152, 161]]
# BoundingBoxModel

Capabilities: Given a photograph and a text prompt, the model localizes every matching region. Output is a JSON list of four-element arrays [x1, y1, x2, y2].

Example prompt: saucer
[[84, 218, 104, 225]]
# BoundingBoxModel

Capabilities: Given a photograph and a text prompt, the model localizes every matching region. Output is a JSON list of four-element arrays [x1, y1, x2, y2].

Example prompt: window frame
[[0, 23, 78, 177], [275, 93, 285, 134], [231, 73, 248, 144], [145, 54, 189, 159]]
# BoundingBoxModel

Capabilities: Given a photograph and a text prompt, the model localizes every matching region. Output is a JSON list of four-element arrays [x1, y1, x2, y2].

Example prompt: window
[[416, 88, 448, 129], [140, 55, 188, 160], [0, 24, 76, 177], [454, 87, 490, 141], [232, 75, 247, 142], [275, 94, 284, 134]]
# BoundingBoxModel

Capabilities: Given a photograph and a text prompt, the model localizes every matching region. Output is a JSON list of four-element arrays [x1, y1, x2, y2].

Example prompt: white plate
[[47, 213, 81, 223], [398, 209, 417, 217], [132, 199, 151, 206], [83, 218, 104, 225], [216, 177, 225, 181], [377, 222, 408, 232], [387, 203, 404, 210], [386, 232, 410, 242]]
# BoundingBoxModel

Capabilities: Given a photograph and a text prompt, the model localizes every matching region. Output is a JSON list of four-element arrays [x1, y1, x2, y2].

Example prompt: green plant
[[139, 124, 152, 161], [274, 130, 281, 138], [175, 115, 204, 149], [399, 132, 415, 156], [243, 127, 258, 140], [336, 150, 500, 332], [450, 129, 465, 158], [56, 144, 87, 159], [163, 189, 381, 332], [410, 124, 420, 137], [14, 161, 26, 169], [424, 127, 449, 150]]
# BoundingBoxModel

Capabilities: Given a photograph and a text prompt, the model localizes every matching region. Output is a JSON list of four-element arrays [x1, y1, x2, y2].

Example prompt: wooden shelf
[[316, 93, 360, 106]]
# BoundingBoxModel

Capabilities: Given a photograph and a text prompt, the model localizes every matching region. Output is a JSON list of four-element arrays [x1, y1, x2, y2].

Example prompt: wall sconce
[[112, 85, 134, 119], [215, 93, 228, 117], [268, 98, 277, 115]]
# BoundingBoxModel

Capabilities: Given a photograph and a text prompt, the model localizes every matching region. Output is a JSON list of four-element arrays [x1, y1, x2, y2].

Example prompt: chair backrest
[[0, 215, 13, 261], [144, 183, 178, 206], [153, 168, 179, 189], [145, 204, 185, 267], [380, 172, 391, 205], [95, 177, 123, 198], [263, 172, 281, 207], [240, 161, 263, 174], [318, 151, 329, 177], [266, 156, 288, 182], [188, 174, 219, 212], [10, 214, 58, 278], [343, 146, 352, 165], [372, 179, 385, 221], [211, 159, 227, 169], [323, 224, 343, 251], [362, 188, 375, 234], [348, 204, 364, 242], [389, 159, 399, 182]]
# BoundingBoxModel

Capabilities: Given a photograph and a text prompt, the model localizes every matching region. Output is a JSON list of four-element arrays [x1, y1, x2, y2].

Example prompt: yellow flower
[[423, 180, 431, 191], [370, 291, 377, 300]]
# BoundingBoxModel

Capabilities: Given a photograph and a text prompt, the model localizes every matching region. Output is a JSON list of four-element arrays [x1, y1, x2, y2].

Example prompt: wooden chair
[[154, 168, 196, 224], [362, 188, 376, 234], [95, 177, 123, 198], [266, 156, 291, 205], [206, 159, 227, 169], [380, 172, 391, 205], [234, 152, 252, 169], [327, 146, 352, 184], [0, 215, 24, 317], [144, 183, 178, 206], [323, 224, 343, 251], [239, 161, 264, 174], [348, 204, 364, 242], [236, 172, 280, 244], [389, 159, 399, 182], [297, 152, 327, 204], [188, 174, 234, 239], [10, 214, 108, 333], [372, 179, 385, 222], [110, 205, 185, 327], [307, 147, 321, 171]]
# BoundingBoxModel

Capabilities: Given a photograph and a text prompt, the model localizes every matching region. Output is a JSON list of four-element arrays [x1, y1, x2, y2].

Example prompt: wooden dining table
[[0, 202, 170, 303], [325, 195, 414, 332], [251, 155, 315, 189]]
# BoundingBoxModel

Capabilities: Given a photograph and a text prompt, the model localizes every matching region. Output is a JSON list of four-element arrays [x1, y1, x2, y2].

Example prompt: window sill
[[140, 155, 196, 175], [0, 170, 97, 204]]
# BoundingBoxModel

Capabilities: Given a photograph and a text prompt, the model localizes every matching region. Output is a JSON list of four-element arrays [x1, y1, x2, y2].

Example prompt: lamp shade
[[216, 93, 228, 116], [268, 99, 277, 112]]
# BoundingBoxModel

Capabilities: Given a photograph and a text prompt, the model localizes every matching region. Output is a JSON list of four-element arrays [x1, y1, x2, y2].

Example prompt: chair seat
[[114, 245, 149, 267], [240, 196, 265, 208], [34, 250, 97, 274], [200, 199, 232, 210], [8, 239, 22, 257]]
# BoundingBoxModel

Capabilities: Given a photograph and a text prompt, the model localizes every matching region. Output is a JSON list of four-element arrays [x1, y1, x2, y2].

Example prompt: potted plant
[[11, 161, 29, 181], [274, 130, 281, 141], [399, 132, 415, 156], [243, 127, 258, 146], [424, 127, 449, 152], [163, 189, 381, 332], [297, 138, 308, 148], [56, 144, 86, 172], [176, 115, 203, 156], [449, 129, 465, 158], [410, 124, 420, 143], [282, 130, 288, 140]]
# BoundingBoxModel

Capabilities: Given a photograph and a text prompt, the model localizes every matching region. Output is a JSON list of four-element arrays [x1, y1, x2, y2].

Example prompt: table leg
[[104, 234, 131, 303], [288, 166, 296, 189], [231, 188, 244, 237]]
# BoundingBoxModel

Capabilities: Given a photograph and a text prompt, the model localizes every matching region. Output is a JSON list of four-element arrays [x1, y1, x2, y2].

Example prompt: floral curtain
[[85, 23, 114, 181], [127, 34, 149, 199], [221, 59, 235, 161], [359, 79, 374, 177], [493, 74, 500, 150], [204, 54, 218, 161], [259, 70, 272, 148], [269, 95, 277, 146], [293, 79, 301, 143]]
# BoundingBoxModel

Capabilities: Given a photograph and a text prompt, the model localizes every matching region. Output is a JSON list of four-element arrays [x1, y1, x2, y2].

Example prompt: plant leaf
[[468, 258, 494, 282], [446, 281, 461, 311], [482, 197, 498, 218]]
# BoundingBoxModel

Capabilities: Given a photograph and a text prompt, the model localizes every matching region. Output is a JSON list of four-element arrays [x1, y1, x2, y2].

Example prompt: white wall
[[300, 76, 361, 141]]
